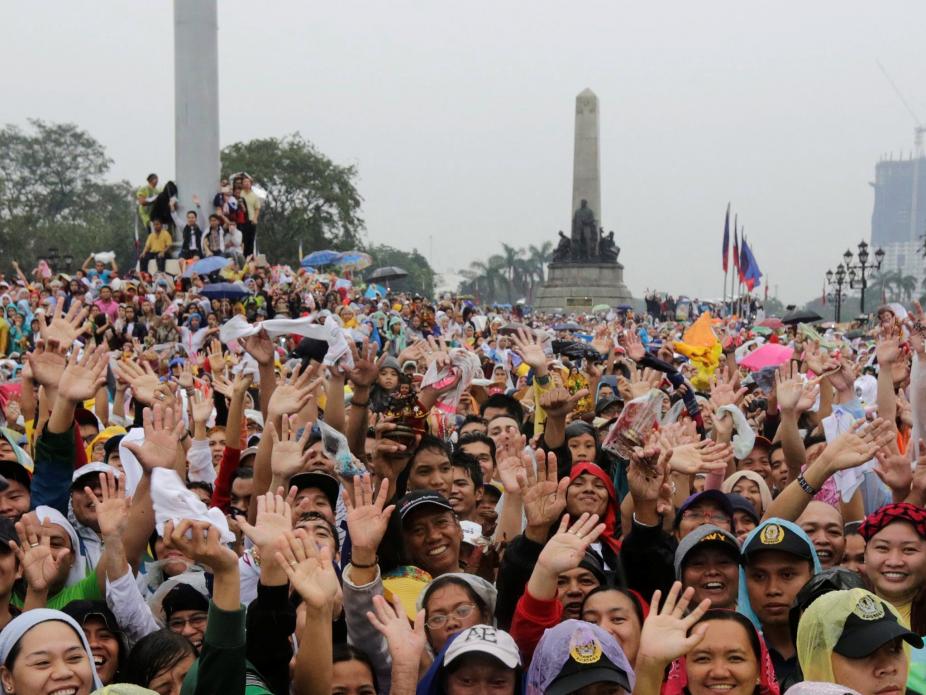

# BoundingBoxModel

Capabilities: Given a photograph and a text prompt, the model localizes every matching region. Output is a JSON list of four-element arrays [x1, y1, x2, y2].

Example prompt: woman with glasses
[[416, 573, 497, 653]]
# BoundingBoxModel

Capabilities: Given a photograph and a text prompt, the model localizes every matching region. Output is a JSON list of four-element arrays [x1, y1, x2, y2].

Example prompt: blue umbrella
[[337, 251, 373, 270], [199, 282, 252, 300], [182, 256, 231, 278], [302, 250, 341, 267]]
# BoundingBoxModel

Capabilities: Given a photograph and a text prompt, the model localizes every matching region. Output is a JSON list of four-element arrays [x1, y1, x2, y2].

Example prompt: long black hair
[[123, 629, 195, 689]]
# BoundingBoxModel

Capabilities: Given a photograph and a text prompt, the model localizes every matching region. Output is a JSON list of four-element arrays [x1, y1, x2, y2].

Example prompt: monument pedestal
[[534, 261, 632, 312]]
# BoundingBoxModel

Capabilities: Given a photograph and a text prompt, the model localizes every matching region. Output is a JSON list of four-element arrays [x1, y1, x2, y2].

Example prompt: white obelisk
[[174, 0, 220, 244], [571, 88, 601, 221]]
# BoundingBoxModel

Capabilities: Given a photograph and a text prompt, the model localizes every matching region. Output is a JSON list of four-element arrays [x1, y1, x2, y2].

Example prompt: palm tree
[[527, 242, 553, 283], [898, 273, 918, 302], [870, 271, 891, 304]]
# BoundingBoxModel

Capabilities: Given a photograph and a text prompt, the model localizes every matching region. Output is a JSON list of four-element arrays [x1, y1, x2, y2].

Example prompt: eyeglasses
[[426, 603, 477, 630], [681, 510, 730, 525], [167, 613, 208, 631]]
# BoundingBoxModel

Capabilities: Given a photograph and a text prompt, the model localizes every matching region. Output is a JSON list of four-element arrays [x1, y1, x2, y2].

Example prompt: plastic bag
[[602, 389, 665, 459], [316, 418, 366, 477]]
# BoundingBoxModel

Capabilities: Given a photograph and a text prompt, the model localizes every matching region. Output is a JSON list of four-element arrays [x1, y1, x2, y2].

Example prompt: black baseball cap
[[397, 490, 454, 524], [289, 472, 340, 511], [727, 493, 760, 525], [833, 593, 923, 658], [742, 521, 815, 564], [594, 396, 623, 417], [788, 568, 866, 643], [0, 460, 30, 490]]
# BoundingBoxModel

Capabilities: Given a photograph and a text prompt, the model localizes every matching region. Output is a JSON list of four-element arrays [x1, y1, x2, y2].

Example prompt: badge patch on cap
[[853, 595, 885, 621], [759, 524, 784, 545], [569, 626, 603, 665]]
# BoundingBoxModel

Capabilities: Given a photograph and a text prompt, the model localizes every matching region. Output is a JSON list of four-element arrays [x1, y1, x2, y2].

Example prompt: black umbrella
[[552, 340, 603, 361], [367, 266, 408, 283], [781, 309, 823, 325], [198, 282, 252, 300], [553, 321, 582, 332]]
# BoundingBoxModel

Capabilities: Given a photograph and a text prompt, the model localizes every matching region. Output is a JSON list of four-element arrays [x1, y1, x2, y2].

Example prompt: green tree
[[365, 244, 435, 297], [0, 119, 134, 271], [220, 133, 364, 261]]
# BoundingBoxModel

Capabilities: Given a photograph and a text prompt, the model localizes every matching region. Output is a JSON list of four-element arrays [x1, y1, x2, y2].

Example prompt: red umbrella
[[757, 318, 784, 329]]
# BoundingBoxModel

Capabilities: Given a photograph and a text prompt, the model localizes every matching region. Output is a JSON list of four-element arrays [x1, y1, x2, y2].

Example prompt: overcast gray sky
[[3, 1, 925, 304]]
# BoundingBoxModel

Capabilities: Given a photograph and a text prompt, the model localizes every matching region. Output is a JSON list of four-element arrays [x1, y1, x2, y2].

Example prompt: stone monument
[[534, 89, 632, 312], [174, 0, 220, 244]]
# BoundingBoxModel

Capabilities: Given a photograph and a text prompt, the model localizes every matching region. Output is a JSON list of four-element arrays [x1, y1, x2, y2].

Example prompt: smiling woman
[[0, 609, 102, 695]]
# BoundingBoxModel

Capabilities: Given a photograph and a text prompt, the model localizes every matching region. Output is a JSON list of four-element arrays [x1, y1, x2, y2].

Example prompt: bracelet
[[796, 473, 818, 496], [350, 555, 378, 569], [351, 399, 370, 408], [535, 374, 551, 386]]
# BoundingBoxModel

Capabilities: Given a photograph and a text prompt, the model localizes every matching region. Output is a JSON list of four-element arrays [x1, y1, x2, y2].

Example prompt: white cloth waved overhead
[[150, 468, 234, 544], [219, 314, 353, 369]]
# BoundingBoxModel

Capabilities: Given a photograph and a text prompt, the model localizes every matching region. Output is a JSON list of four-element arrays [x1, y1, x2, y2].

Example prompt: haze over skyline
[[3, 1, 925, 304]]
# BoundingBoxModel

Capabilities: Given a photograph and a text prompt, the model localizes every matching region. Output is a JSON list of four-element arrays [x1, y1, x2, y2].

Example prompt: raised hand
[[39, 296, 88, 348], [268, 362, 322, 418], [206, 339, 226, 374], [123, 404, 186, 471], [510, 327, 548, 370], [636, 581, 712, 667], [628, 444, 672, 503], [347, 339, 385, 388], [821, 418, 895, 472], [190, 389, 214, 425], [58, 343, 110, 402], [775, 363, 818, 414], [876, 336, 902, 366], [163, 519, 238, 575], [664, 438, 731, 475], [177, 362, 195, 391], [366, 594, 427, 668], [874, 447, 914, 501], [275, 529, 341, 610], [25, 341, 67, 388], [536, 513, 605, 577], [708, 367, 747, 409], [238, 490, 293, 556], [242, 329, 275, 366], [519, 450, 569, 539], [89, 472, 131, 540], [12, 515, 65, 594], [113, 359, 160, 406], [342, 474, 394, 557], [801, 341, 825, 375], [540, 387, 588, 419], [268, 416, 312, 482], [496, 446, 532, 495], [619, 329, 646, 362]]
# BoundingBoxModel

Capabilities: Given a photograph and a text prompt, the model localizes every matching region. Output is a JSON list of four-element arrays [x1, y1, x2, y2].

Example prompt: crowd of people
[[0, 214, 922, 695]]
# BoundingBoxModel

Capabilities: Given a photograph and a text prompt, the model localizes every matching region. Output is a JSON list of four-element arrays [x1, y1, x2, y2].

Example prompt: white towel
[[822, 402, 873, 503], [219, 314, 353, 369], [150, 468, 234, 544], [716, 404, 756, 460]]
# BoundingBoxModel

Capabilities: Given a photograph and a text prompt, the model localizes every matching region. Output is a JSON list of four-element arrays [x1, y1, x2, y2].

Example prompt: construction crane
[[876, 60, 926, 249]]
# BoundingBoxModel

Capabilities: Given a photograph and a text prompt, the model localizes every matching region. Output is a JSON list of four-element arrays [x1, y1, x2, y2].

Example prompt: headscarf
[[84, 425, 128, 463], [797, 588, 915, 687], [737, 518, 821, 631], [722, 470, 773, 516], [527, 619, 634, 695], [859, 502, 926, 542], [35, 505, 86, 586], [661, 610, 780, 695], [387, 316, 407, 354], [0, 608, 102, 689], [568, 463, 621, 556]]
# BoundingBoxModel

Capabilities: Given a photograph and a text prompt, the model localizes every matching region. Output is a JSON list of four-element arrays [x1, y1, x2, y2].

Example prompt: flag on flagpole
[[722, 204, 730, 273], [733, 223, 741, 279], [822, 279, 827, 305], [742, 237, 762, 291]]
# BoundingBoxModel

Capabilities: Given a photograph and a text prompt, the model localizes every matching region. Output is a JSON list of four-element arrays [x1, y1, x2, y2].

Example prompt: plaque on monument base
[[533, 261, 632, 312]]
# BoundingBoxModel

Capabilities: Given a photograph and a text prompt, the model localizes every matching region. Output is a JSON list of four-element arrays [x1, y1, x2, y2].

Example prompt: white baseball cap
[[71, 463, 121, 488], [443, 625, 521, 669]]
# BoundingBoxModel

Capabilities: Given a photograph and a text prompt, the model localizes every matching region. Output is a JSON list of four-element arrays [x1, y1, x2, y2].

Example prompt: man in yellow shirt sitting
[[140, 219, 174, 273]]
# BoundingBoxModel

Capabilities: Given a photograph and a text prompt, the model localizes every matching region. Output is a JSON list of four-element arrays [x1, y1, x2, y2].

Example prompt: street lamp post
[[826, 264, 849, 323], [843, 240, 885, 315]]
